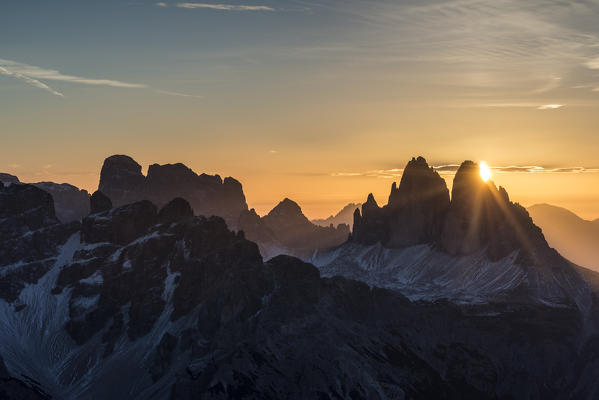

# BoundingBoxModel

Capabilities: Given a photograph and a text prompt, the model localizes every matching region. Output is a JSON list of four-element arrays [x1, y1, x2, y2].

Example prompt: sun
[[479, 161, 492, 182]]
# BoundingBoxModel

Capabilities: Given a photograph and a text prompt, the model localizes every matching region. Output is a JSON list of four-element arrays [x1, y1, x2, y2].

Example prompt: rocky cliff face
[[352, 157, 450, 247], [0, 183, 80, 303], [3, 185, 599, 399], [352, 157, 559, 268], [98, 155, 248, 228], [439, 161, 560, 267]]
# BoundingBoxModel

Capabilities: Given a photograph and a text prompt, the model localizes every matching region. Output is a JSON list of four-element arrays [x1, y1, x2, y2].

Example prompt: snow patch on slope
[[312, 242, 593, 309]]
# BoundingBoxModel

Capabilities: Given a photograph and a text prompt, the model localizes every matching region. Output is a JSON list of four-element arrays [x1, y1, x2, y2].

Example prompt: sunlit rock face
[[352, 156, 450, 247]]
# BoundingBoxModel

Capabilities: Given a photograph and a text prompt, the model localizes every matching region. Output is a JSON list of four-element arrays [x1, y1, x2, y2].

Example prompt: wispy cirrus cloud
[[176, 2, 274, 11], [0, 59, 147, 89], [331, 164, 599, 179], [537, 104, 563, 110], [464, 102, 565, 109], [0, 65, 64, 97], [0, 58, 202, 99]]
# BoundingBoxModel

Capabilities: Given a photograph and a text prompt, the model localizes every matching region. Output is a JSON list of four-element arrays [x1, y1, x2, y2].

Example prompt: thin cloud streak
[[0, 59, 146, 89], [153, 89, 204, 99], [176, 3, 274, 11], [0, 66, 64, 97], [331, 164, 599, 179], [537, 104, 563, 110], [1, 58, 202, 99]]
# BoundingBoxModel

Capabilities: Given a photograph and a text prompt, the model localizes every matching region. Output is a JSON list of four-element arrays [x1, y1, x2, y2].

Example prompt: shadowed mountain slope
[[3, 185, 599, 399], [316, 157, 590, 309]]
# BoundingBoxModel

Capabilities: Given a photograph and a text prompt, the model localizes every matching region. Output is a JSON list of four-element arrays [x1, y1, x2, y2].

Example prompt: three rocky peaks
[[352, 156, 560, 267]]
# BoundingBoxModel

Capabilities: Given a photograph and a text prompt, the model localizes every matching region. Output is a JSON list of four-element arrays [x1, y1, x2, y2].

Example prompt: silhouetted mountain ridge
[[528, 203, 599, 271], [351, 157, 561, 268], [312, 202, 361, 229], [97, 155, 349, 260], [0, 175, 90, 223]]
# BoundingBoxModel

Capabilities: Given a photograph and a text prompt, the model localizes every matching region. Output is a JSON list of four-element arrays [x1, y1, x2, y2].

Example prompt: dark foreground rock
[[3, 169, 599, 399]]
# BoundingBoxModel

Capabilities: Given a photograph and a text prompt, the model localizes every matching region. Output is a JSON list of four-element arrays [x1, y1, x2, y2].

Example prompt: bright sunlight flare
[[480, 161, 492, 182]]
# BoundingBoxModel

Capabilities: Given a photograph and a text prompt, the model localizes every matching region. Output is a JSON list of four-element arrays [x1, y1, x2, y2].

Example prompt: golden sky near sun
[[2, 1, 599, 220]]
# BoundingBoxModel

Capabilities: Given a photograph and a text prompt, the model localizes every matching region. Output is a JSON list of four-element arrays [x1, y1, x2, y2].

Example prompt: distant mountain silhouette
[[0, 174, 89, 223], [315, 156, 590, 307], [97, 155, 348, 259], [259, 198, 349, 258], [351, 157, 558, 266], [312, 202, 361, 229], [0, 173, 19, 184], [98, 155, 247, 228], [528, 204, 599, 271]]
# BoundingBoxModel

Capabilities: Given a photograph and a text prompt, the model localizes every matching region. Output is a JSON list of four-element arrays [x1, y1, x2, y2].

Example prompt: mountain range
[[0, 155, 349, 260], [312, 203, 361, 229], [2, 155, 599, 399], [528, 204, 599, 271]]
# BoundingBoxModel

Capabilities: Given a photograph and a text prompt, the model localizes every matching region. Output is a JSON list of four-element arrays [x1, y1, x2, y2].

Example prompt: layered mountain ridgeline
[[98, 155, 247, 228], [256, 198, 350, 259], [3, 182, 599, 399], [315, 157, 594, 307], [97, 155, 348, 259], [312, 202, 361, 229], [528, 204, 599, 271], [0, 175, 90, 223]]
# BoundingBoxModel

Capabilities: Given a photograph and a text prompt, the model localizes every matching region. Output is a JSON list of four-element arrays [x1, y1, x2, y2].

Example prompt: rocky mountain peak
[[388, 156, 448, 209], [267, 198, 305, 219], [440, 160, 557, 264], [353, 157, 450, 247], [99, 154, 146, 206], [0, 173, 20, 184], [350, 157, 557, 266]]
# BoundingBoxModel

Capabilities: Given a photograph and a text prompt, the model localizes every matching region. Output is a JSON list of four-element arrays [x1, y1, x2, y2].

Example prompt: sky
[[2, 0, 599, 219]]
